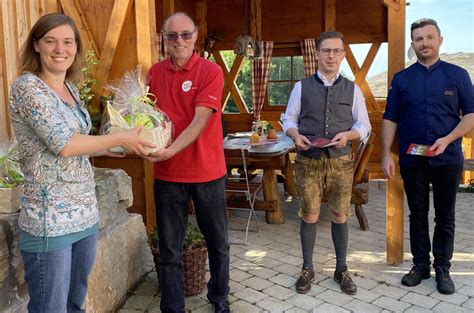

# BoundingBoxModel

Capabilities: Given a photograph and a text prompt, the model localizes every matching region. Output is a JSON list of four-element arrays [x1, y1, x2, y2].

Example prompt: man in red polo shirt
[[146, 12, 230, 313]]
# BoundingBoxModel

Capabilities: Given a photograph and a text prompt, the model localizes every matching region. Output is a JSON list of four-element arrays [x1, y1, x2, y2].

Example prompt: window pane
[[224, 96, 239, 113], [268, 82, 291, 106], [293, 56, 305, 79], [236, 58, 252, 111], [269, 57, 291, 80]]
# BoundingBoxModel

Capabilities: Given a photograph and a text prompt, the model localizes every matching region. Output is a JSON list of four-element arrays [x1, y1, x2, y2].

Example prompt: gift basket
[[100, 66, 173, 153]]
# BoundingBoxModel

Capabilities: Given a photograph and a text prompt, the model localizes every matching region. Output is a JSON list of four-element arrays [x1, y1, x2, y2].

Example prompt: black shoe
[[435, 267, 455, 295], [401, 264, 431, 287], [207, 295, 231, 313], [295, 266, 315, 294], [334, 266, 357, 295]]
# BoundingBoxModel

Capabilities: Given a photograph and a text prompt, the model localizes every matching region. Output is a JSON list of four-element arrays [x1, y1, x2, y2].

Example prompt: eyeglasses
[[164, 29, 196, 41], [319, 48, 344, 56]]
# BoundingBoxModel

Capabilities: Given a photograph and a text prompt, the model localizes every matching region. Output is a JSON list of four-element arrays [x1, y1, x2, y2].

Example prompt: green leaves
[[151, 222, 205, 250], [78, 49, 99, 108], [0, 143, 23, 188], [78, 49, 101, 134], [184, 223, 205, 249]]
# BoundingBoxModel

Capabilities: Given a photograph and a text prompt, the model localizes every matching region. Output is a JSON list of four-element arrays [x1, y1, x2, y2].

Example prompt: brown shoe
[[334, 266, 357, 295], [296, 266, 315, 294]]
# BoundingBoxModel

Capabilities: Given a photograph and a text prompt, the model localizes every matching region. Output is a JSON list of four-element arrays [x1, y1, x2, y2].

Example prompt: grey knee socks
[[300, 219, 317, 269], [331, 222, 348, 272]]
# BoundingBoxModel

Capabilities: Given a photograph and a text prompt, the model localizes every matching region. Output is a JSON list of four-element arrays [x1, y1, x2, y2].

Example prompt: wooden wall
[[60, 0, 158, 106], [0, 0, 159, 232], [0, 0, 60, 141], [0, 0, 157, 142], [157, 0, 387, 49]]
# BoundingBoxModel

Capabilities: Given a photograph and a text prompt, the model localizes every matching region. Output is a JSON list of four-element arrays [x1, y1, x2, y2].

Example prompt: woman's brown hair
[[20, 13, 84, 82]]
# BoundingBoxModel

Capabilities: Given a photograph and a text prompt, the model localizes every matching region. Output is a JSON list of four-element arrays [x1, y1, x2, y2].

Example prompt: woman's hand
[[118, 127, 156, 156]]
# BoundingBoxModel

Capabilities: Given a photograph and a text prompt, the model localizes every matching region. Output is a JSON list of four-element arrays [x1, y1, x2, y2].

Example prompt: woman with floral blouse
[[9, 13, 153, 313]]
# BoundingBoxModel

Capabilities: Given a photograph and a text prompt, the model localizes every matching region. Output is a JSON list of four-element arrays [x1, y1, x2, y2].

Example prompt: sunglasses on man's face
[[164, 30, 196, 41]]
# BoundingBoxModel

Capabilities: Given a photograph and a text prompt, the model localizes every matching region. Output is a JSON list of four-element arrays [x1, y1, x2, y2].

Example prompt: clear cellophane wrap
[[100, 66, 173, 153]]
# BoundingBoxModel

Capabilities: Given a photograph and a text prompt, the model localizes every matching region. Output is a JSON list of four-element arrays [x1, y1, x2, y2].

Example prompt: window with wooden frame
[[264, 55, 305, 109]]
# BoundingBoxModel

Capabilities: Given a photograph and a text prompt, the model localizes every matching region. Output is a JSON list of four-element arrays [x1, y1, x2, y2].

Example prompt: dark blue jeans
[[21, 233, 98, 313], [400, 164, 462, 270], [154, 175, 229, 313]]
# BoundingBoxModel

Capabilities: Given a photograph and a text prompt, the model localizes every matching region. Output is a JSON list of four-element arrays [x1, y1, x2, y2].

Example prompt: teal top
[[20, 223, 99, 253]]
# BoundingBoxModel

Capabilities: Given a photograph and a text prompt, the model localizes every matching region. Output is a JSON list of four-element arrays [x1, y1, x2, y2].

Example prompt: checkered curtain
[[251, 41, 274, 121], [156, 33, 169, 61], [300, 38, 318, 77]]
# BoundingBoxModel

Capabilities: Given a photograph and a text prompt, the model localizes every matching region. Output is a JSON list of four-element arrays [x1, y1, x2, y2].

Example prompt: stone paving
[[118, 181, 474, 312]]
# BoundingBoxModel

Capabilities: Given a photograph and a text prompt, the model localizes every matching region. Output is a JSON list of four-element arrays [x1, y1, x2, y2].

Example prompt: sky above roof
[[342, 0, 473, 78], [408, 0, 473, 54]]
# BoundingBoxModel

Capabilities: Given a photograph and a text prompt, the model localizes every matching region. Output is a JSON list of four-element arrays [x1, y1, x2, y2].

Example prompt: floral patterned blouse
[[9, 73, 99, 237]]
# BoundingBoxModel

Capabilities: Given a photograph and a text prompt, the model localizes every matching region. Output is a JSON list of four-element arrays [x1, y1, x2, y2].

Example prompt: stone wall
[[0, 212, 26, 313], [0, 167, 153, 313]]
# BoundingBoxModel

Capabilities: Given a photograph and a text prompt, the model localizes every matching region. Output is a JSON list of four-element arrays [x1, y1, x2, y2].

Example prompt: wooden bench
[[350, 132, 376, 230]]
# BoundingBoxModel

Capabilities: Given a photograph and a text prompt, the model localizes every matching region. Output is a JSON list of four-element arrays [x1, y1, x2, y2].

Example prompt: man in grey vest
[[282, 31, 371, 295]]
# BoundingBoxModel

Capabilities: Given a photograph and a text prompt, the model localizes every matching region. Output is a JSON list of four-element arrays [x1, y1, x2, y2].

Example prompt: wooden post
[[385, 0, 405, 264], [162, 0, 174, 21], [462, 130, 473, 183], [135, 0, 158, 74], [324, 0, 336, 30], [1, 0, 21, 141], [263, 168, 284, 224], [250, 0, 261, 39], [195, 1, 207, 56], [0, 2, 11, 141]]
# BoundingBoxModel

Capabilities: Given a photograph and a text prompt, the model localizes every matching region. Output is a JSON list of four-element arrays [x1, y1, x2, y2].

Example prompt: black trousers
[[400, 163, 462, 269], [154, 175, 230, 313]]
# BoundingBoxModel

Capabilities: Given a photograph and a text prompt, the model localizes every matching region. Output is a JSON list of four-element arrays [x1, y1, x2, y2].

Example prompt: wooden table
[[224, 133, 296, 224]]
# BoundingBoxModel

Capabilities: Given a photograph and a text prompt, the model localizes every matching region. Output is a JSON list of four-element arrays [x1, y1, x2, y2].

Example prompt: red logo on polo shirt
[[182, 80, 192, 92]]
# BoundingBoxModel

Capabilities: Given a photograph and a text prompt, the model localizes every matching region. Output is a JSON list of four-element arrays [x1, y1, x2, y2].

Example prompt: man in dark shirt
[[382, 18, 474, 295]]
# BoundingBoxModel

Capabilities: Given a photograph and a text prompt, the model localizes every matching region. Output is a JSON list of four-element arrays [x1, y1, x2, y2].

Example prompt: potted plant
[[0, 141, 24, 214], [150, 222, 208, 296]]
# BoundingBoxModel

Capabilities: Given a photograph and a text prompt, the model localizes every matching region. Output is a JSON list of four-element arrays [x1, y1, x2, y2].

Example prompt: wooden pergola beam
[[91, 0, 133, 96], [344, 44, 380, 112], [213, 51, 247, 112], [61, 0, 99, 57], [356, 43, 381, 86], [386, 0, 406, 264], [383, 0, 401, 11]]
